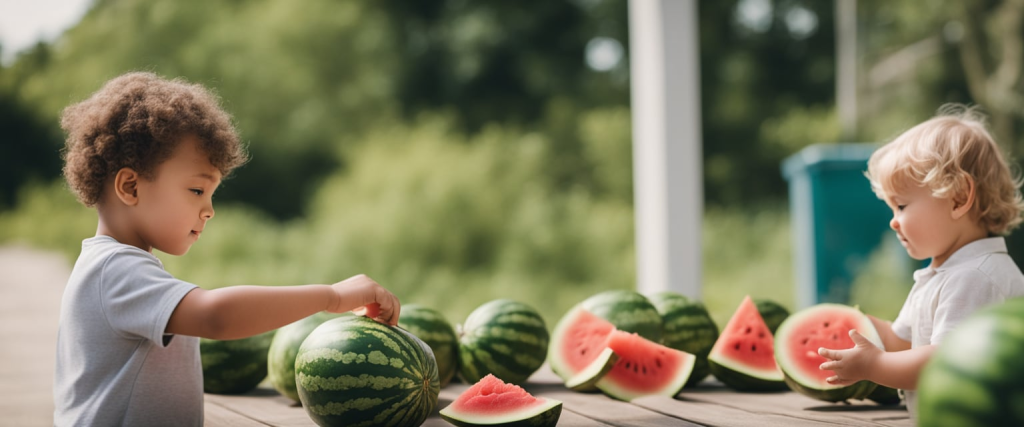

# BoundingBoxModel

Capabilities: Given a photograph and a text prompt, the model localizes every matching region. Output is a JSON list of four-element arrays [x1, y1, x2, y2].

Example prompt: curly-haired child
[[817, 105, 1024, 419], [53, 72, 401, 426]]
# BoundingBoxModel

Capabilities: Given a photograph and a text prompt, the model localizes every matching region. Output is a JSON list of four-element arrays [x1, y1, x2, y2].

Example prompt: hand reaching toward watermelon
[[328, 274, 401, 325], [817, 329, 883, 386]]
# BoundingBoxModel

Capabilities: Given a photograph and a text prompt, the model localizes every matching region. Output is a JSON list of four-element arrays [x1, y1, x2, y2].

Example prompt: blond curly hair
[[867, 104, 1024, 235], [61, 72, 248, 206]]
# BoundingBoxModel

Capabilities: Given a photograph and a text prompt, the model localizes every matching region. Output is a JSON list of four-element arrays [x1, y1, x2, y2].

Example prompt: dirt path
[[0, 245, 70, 427]]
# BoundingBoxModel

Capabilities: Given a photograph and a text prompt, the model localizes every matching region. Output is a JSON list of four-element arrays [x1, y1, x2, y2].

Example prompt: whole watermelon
[[754, 298, 790, 335], [296, 315, 440, 427], [398, 304, 459, 388], [581, 290, 663, 342], [649, 291, 719, 387], [918, 298, 1024, 426], [201, 330, 276, 394], [458, 299, 549, 384], [267, 312, 345, 402]]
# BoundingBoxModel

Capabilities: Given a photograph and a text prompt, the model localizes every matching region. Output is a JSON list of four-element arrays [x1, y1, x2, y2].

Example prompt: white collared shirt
[[892, 236, 1024, 419]]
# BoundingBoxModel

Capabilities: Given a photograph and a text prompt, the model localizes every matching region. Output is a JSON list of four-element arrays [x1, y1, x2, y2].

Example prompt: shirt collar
[[911, 237, 1006, 282], [935, 236, 1007, 272]]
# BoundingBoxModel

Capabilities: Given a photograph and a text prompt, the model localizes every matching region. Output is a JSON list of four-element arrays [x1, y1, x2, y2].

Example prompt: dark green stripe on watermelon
[[866, 384, 901, 405], [201, 330, 276, 395], [296, 316, 440, 427], [397, 304, 459, 388], [267, 312, 345, 402], [918, 298, 1024, 426], [458, 300, 549, 385], [754, 299, 790, 335], [649, 291, 719, 387], [581, 290, 663, 342]]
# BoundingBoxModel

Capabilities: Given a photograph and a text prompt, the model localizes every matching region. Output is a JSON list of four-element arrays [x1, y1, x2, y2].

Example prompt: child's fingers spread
[[818, 347, 841, 360], [849, 329, 873, 347], [819, 361, 840, 371]]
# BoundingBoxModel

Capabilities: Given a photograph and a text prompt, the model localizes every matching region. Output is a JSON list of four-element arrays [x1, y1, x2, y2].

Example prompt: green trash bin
[[781, 143, 893, 308]]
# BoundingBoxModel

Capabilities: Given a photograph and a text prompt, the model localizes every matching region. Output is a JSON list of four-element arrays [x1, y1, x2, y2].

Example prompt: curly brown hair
[[61, 72, 249, 206]]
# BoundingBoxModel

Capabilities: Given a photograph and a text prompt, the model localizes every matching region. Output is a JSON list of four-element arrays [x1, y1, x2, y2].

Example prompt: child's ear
[[114, 168, 140, 206], [952, 176, 976, 220]]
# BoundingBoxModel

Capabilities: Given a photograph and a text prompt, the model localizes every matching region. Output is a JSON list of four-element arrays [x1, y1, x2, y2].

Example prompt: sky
[[0, 0, 93, 65]]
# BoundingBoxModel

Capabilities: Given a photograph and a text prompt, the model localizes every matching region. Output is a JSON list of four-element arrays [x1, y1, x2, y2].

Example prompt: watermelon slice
[[547, 305, 618, 384], [707, 296, 787, 391], [595, 330, 696, 401], [440, 374, 562, 427], [564, 347, 619, 391], [773, 303, 883, 402]]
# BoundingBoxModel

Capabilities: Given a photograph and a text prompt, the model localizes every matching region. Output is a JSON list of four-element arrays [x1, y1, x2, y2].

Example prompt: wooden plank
[[0, 246, 69, 426], [634, 395, 830, 427], [205, 389, 314, 427], [677, 381, 911, 427], [205, 400, 270, 426], [521, 366, 682, 426]]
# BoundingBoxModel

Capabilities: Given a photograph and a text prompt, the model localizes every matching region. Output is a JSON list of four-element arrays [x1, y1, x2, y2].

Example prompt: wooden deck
[[1, 245, 911, 427], [206, 366, 912, 427]]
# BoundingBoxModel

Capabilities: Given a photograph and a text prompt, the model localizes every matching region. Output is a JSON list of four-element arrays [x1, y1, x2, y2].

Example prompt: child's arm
[[166, 274, 399, 340], [817, 329, 935, 390], [868, 314, 911, 352]]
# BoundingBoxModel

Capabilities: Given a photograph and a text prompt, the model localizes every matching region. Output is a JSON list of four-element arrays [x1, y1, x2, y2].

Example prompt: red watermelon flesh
[[773, 303, 883, 396], [712, 296, 777, 372], [791, 316, 864, 382], [548, 306, 617, 381], [440, 374, 562, 427], [595, 330, 695, 401]]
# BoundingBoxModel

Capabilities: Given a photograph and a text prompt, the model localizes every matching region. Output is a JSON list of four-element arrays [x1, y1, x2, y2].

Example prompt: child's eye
[[897, 205, 906, 211], [190, 189, 204, 196]]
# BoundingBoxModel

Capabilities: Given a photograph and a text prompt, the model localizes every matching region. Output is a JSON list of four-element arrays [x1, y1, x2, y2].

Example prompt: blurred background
[[3, 0, 1024, 329]]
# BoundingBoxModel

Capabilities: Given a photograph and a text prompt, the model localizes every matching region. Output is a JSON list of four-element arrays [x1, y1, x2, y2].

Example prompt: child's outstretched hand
[[327, 274, 401, 325], [817, 329, 882, 386]]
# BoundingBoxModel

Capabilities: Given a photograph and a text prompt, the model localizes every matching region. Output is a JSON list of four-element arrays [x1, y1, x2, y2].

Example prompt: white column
[[629, 0, 703, 299], [836, 0, 858, 139]]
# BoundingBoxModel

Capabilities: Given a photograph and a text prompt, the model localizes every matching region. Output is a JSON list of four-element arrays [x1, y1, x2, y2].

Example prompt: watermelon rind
[[458, 299, 549, 384], [398, 304, 460, 388], [581, 290, 663, 342], [547, 304, 616, 384], [595, 331, 696, 401], [707, 296, 786, 391], [918, 298, 1024, 426], [649, 291, 719, 387], [267, 312, 344, 402], [296, 316, 440, 427], [707, 358, 787, 392], [564, 347, 619, 391], [200, 329, 276, 395], [773, 303, 883, 402], [866, 383, 901, 405], [440, 397, 562, 427]]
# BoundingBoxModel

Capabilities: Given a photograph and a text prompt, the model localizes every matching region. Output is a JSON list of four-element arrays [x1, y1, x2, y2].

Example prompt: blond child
[[53, 72, 401, 426], [817, 105, 1024, 418]]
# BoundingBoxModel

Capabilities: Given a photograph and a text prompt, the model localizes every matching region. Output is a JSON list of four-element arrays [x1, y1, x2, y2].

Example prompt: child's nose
[[889, 216, 899, 231], [202, 206, 215, 220]]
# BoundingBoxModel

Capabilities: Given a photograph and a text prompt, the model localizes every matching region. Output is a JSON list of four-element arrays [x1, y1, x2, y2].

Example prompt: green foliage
[[0, 117, 804, 328], [702, 205, 794, 328], [848, 235, 916, 321], [0, 181, 96, 258]]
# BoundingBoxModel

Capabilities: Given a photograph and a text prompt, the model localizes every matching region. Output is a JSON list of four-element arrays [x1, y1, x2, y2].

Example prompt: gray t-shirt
[[892, 236, 1024, 420], [54, 235, 201, 426]]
